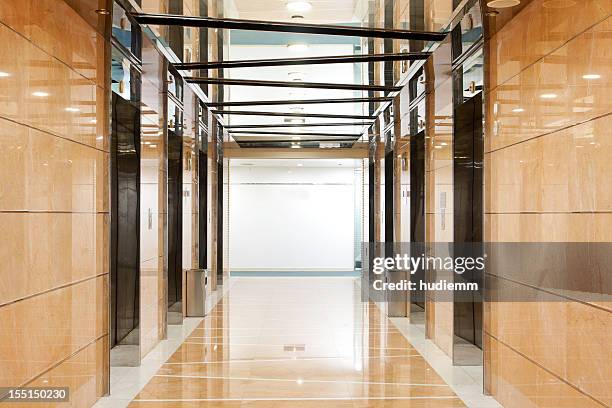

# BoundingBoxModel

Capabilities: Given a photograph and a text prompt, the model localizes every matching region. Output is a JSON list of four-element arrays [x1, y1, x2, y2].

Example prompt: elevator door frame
[[451, 41, 484, 365]]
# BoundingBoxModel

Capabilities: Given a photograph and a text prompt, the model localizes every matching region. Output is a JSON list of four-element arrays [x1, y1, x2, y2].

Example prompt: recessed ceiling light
[[65, 107, 80, 112], [286, 1, 312, 13], [288, 71, 304, 82], [32, 91, 49, 97], [297, 163, 303, 167], [512, 108, 525, 113], [0, 71, 10, 77], [149, 144, 157, 148], [144, 141, 151, 145], [440, 142, 448, 146], [434, 145, 443, 149], [487, 0, 520, 8], [540, 93, 558, 99], [582, 74, 601, 80], [287, 43, 309, 53]]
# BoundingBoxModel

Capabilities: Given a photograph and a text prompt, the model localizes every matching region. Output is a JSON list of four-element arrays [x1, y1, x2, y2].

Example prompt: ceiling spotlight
[[32, 91, 49, 97], [512, 108, 525, 113], [286, 1, 312, 13], [582, 74, 601, 80], [288, 71, 304, 82], [486, 0, 520, 8], [65, 107, 80, 112], [540, 93, 558, 99], [287, 43, 309, 53], [0, 71, 10, 77], [297, 163, 303, 167]]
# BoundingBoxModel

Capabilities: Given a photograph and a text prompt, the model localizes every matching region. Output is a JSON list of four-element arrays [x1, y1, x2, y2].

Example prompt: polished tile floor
[[97, 278, 500, 408]]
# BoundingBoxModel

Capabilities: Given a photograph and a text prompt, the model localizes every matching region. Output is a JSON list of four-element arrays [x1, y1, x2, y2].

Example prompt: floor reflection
[[129, 278, 466, 407]]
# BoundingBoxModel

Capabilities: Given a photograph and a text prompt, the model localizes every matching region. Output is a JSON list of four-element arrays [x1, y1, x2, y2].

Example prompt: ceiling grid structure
[[132, 0, 448, 148]]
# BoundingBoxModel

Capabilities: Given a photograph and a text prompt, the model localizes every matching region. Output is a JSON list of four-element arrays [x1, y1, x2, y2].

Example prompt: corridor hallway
[[125, 278, 478, 407]]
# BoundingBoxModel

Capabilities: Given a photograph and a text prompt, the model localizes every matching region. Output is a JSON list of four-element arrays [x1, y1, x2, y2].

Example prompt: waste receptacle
[[186, 269, 207, 317]]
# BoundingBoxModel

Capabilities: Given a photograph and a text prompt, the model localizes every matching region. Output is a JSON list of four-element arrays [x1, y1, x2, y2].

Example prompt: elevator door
[[198, 143, 208, 269], [111, 93, 140, 347], [453, 92, 483, 349], [167, 131, 183, 322], [410, 130, 425, 308]]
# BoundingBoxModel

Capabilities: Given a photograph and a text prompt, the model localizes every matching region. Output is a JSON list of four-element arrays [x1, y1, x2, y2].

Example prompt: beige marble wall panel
[[0, 213, 108, 306], [486, 113, 612, 214], [0, 275, 107, 388], [486, 334, 607, 408], [0, 1, 109, 404], [0, 118, 108, 213], [0, 24, 103, 150], [488, 0, 612, 91], [484, 1, 612, 405], [6, 337, 108, 408], [424, 47, 454, 355], [0, 0, 106, 87], [487, 16, 612, 152]]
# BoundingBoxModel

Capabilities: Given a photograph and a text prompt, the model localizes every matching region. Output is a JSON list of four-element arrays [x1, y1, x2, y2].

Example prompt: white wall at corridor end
[[229, 164, 356, 271]]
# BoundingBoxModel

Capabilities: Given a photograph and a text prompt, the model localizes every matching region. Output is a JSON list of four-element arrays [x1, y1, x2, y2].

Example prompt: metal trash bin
[[186, 269, 207, 317]]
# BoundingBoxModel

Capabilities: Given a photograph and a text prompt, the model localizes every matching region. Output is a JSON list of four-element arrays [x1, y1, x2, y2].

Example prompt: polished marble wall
[[422, 35, 454, 357], [484, 1, 612, 407], [140, 33, 166, 356], [0, 0, 110, 404]]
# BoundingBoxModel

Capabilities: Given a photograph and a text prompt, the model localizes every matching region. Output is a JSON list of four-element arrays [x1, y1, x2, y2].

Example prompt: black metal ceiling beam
[[175, 52, 430, 70], [212, 110, 375, 120], [185, 77, 401, 92], [132, 13, 447, 42], [230, 130, 363, 137], [208, 97, 393, 107], [224, 122, 374, 129]]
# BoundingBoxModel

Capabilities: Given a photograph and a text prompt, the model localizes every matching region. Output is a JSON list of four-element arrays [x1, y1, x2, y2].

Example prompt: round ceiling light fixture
[[286, 1, 312, 13], [288, 71, 304, 82], [486, 0, 520, 8]]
